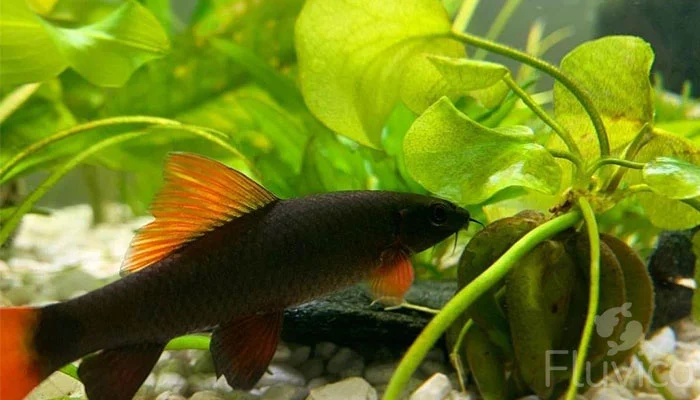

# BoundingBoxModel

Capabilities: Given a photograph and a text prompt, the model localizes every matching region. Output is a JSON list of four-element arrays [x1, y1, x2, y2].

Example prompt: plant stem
[[0, 131, 148, 246], [473, 0, 522, 60], [452, 0, 480, 33], [449, 319, 474, 392], [0, 82, 42, 124], [451, 30, 610, 157], [503, 76, 582, 160], [604, 123, 652, 192], [549, 150, 582, 168], [0, 116, 181, 180], [382, 211, 582, 400], [636, 350, 676, 400], [586, 158, 645, 177], [82, 165, 106, 226], [165, 334, 211, 350], [565, 197, 600, 400]]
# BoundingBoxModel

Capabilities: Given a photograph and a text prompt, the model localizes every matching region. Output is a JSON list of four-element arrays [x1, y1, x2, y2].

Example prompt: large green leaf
[[643, 157, 700, 200], [427, 56, 510, 108], [0, 0, 169, 87], [553, 36, 654, 157], [404, 97, 561, 204], [295, 0, 463, 148], [626, 130, 700, 229]]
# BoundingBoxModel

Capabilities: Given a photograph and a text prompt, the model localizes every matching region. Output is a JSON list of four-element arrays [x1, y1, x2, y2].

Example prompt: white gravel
[[3, 204, 699, 400]]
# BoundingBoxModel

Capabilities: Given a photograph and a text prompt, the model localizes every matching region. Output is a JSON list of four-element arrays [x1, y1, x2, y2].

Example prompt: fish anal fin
[[78, 342, 165, 400], [369, 248, 414, 306], [121, 152, 277, 276], [210, 312, 283, 389]]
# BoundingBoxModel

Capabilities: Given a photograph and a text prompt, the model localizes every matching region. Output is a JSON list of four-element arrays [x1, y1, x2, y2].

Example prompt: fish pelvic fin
[[0, 307, 44, 400], [368, 247, 414, 306], [78, 342, 165, 400], [211, 312, 284, 389], [121, 152, 278, 276]]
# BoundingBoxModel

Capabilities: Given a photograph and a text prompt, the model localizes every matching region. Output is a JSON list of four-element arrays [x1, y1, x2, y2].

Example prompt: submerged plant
[[0, 0, 698, 399]]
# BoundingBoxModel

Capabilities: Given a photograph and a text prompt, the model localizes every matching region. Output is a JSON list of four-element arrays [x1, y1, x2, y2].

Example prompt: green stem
[[549, 150, 582, 168], [452, 0, 480, 33], [0, 131, 148, 246], [165, 334, 211, 351], [565, 197, 600, 400], [383, 211, 582, 400], [473, 0, 522, 60], [0, 82, 42, 124], [604, 123, 652, 192], [451, 30, 610, 157], [503, 76, 582, 160], [586, 158, 645, 177], [0, 116, 181, 180], [449, 318, 474, 392], [82, 165, 106, 226], [636, 350, 676, 400]]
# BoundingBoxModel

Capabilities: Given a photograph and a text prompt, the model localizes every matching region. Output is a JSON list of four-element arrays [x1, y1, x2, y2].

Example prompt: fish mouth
[[456, 206, 483, 229]]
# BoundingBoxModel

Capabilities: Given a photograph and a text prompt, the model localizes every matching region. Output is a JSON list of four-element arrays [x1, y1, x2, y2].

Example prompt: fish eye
[[429, 203, 448, 226]]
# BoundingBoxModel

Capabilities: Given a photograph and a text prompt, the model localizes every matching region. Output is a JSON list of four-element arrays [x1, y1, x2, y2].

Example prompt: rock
[[338, 358, 365, 379], [660, 359, 695, 399], [155, 372, 188, 395], [157, 358, 190, 376], [214, 376, 233, 392], [189, 391, 224, 400], [47, 267, 101, 300], [418, 359, 450, 377], [410, 373, 452, 400], [4, 285, 36, 305], [192, 352, 216, 374], [299, 359, 325, 380], [364, 362, 397, 385], [447, 391, 475, 400], [261, 383, 309, 400], [256, 364, 305, 387], [327, 348, 362, 374], [306, 377, 377, 400], [314, 342, 338, 360], [633, 394, 664, 400], [307, 378, 330, 390], [642, 327, 676, 361], [272, 343, 292, 363], [187, 374, 217, 392], [586, 385, 634, 399], [156, 391, 187, 400], [288, 345, 312, 366], [673, 318, 700, 342]]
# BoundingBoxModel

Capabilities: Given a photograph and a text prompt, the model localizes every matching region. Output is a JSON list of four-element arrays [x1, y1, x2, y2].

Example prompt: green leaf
[[0, 0, 169, 87], [626, 130, 700, 229], [553, 36, 654, 157], [427, 56, 510, 108], [693, 230, 700, 323], [643, 157, 700, 200], [403, 97, 561, 204], [295, 0, 463, 148]]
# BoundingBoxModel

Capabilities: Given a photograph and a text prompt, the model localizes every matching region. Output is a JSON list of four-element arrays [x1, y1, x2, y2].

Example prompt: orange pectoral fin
[[210, 312, 283, 390], [368, 248, 414, 306]]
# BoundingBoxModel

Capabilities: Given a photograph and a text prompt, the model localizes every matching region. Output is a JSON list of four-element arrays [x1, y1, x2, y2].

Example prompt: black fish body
[[0, 153, 470, 400]]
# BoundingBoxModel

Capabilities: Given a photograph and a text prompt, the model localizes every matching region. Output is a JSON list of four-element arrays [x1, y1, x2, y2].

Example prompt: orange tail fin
[[0, 307, 44, 400]]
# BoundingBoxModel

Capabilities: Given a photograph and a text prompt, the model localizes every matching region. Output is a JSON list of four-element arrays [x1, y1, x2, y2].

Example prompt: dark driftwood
[[281, 230, 696, 349]]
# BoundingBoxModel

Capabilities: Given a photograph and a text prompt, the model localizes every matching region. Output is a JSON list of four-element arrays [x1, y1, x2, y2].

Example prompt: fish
[[0, 152, 471, 400]]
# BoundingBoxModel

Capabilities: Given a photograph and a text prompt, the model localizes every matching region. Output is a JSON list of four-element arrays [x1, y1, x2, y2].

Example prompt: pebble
[[447, 391, 475, 400], [155, 372, 188, 395], [299, 359, 325, 380], [419, 359, 451, 377], [272, 343, 292, 363], [187, 374, 217, 392], [339, 358, 365, 379], [634, 394, 664, 400], [189, 391, 224, 400], [364, 362, 397, 385], [642, 327, 676, 361], [410, 373, 452, 400], [315, 342, 338, 360], [307, 377, 377, 400], [288, 345, 312, 366], [586, 385, 634, 399], [260, 383, 309, 400], [256, 364, 305, 387], [192, 352, 216, 374], [327, 347, 362, 374], [307, 377, 330, 390], [155, 391, 187, 400], [157, 358, 191, 376]]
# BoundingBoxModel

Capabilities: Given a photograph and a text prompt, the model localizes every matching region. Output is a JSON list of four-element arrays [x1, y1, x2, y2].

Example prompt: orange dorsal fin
[[121, 152, 277, 276]]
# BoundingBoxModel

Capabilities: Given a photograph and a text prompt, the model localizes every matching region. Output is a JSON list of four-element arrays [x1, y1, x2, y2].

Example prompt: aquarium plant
[[0, 0, 699, 399]]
